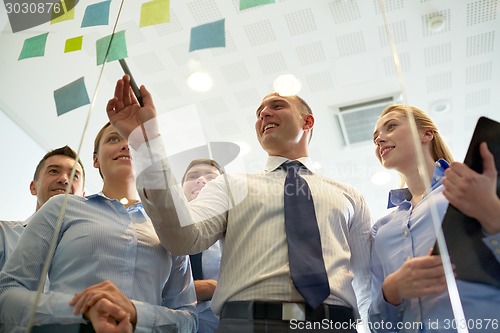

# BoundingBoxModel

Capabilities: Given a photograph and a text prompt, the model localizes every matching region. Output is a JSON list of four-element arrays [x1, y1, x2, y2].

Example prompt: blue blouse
[[369, 160, 500, 332]]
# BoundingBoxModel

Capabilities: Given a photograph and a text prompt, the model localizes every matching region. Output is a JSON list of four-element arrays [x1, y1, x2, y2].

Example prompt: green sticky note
[[54, 77, 91, 116], [140, 0, 170, 27], [240, 0, 275, 10], [189, 19, 225, 52], [64, 36, 83, 53], [18, 33, 49, 60], [81, 0, 111, 27], [96, 30, 128, 65]]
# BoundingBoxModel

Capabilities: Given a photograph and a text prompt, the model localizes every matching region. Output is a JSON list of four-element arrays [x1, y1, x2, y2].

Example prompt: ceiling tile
[[424, 42, 452, 67], [244, 20, 277, 46], [328, 0, 361, 24], [466, 31, 495, 57], [284, 8, 317, 36], [257, 51, 288, 75], [296, 41, 326, 66], [187, 0, 223, 24], [426, 71, 453, 92], [465, 61, 493, 84], [336, 31, 366, 57], [466, 0, 498, 26]]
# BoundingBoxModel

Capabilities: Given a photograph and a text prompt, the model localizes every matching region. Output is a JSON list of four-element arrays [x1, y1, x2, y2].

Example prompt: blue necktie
[[283, 161, 330, 309], [189, 253, 203, 280]]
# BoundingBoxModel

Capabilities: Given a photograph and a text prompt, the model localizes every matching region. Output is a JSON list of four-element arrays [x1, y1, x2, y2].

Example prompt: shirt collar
[[86, 192, 142, 208], [264, 155, 316, 173], [387, 159, 450, 209]]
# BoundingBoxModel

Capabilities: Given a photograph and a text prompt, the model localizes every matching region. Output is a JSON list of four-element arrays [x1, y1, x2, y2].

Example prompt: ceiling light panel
[[422, 10, 451, 36]]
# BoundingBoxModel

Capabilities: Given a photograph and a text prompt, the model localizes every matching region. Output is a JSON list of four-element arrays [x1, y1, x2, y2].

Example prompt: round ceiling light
[[430, 100, 450, 113], [187, 71, 213, 92], [428, 15, 445, 33], [273, 74, 302, 96]]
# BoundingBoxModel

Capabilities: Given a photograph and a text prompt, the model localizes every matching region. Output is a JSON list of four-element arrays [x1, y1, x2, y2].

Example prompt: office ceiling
[[1, 0, 499, 221]]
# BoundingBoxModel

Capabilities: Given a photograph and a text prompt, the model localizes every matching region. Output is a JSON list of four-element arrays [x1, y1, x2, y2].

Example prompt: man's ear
[[30, 181, 37, 196], [303, 114, 314, 131], [93, 154, 100, 169]]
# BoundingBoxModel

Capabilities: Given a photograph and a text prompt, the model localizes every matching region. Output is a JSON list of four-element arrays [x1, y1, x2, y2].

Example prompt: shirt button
[[491, 240, 498, 246], [403, 230, 409, 237], [496, 249, 500, 255], [406, 256, 412, 261]]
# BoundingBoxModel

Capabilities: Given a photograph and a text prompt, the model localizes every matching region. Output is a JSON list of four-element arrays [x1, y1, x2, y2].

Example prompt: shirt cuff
[[53, 292, 87, 324], [131, 300, 155, 333], [130, 133, 167, 179], [483, 232, 500, 262]]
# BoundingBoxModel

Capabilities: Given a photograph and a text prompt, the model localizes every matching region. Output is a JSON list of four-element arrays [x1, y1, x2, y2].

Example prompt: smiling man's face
[[30, 155, 85, 210]]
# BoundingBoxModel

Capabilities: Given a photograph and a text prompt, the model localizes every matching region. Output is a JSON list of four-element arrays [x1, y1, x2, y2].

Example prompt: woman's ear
[[422, 129, 434, 143]]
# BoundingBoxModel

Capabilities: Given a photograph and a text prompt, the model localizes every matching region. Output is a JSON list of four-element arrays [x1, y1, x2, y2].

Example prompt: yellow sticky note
[[51, 0, 76, 24], [65, 36, 83, 53], [140, 0, 170, 28]]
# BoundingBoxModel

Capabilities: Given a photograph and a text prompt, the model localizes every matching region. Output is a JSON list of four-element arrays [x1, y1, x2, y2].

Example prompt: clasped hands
[[69, 280, 136, 333]]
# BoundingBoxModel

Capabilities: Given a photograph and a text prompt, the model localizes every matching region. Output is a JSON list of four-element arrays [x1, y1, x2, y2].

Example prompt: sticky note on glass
[[51, 0, 76, 24], [64, 36, 83, 53], [140, 0, 170, 27], [81, 0, 111, 27], [18, 33, 49, 60], [240, 0, 275, 10], [96, 30, 127, 65], [189, 19, 225, 52], [54, 77, 91, 116]]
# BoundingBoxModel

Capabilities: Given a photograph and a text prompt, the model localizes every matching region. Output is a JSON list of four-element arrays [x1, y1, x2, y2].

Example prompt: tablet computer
[[433, 116, 500, 288]]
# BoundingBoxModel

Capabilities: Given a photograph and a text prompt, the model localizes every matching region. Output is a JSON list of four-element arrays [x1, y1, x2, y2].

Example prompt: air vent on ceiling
[[333, 94, 402, 146]]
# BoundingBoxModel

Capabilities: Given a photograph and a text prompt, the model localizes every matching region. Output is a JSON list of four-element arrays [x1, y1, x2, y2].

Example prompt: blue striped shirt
[[0, 193, 197, 333]]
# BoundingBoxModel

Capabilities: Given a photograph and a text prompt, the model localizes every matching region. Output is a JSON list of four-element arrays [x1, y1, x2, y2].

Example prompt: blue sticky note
[[54, 77, 91, 116], [81, 0, 111, 27], [189, 19, 225, 52], [95, 30, 127, 65], [18, 33, 49, 60]]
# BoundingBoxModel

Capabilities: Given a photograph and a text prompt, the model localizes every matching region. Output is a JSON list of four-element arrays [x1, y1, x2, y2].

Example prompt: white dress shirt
[[132, 135, 372, 322]]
